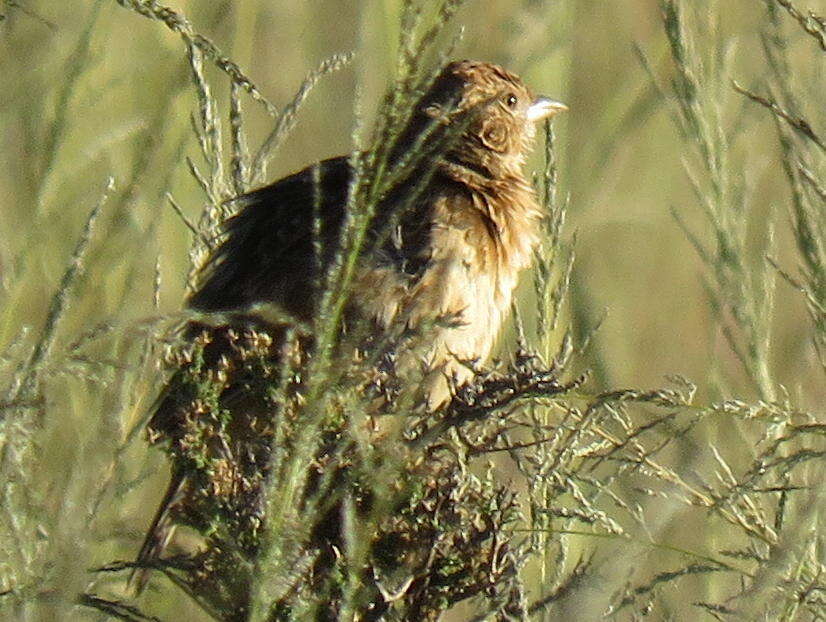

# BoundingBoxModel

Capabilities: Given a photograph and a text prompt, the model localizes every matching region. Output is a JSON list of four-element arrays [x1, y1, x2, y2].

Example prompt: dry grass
[[0, 0, 824, 620]]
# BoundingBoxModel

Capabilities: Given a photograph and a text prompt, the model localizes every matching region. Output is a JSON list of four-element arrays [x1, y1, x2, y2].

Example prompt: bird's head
[[411, 60, 567, 180]]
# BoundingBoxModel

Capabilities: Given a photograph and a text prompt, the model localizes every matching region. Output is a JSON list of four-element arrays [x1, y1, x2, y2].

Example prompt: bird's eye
[[505, 94, 518, 108]]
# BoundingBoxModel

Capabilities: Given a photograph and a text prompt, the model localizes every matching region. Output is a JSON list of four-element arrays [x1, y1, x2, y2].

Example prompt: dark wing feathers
[[187, 154, 437, 320], [188, 156, 353, 320]]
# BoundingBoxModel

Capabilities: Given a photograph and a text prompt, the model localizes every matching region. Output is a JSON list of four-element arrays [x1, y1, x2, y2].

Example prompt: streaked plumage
[[131, 60, 566, 593]]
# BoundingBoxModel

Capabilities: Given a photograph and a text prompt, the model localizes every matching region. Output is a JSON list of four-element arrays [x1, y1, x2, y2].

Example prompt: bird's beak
[[527, 96, 568, 122]]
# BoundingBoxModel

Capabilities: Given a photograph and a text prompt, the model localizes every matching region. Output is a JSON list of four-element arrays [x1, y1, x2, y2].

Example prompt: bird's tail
[[128, 469, 185, 595]]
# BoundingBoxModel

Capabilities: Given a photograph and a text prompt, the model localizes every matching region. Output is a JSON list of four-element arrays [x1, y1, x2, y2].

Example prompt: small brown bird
[[131, 60, 566, 592]]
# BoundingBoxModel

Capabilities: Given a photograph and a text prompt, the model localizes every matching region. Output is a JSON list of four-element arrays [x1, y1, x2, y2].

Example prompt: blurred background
[[0, 0, 823, 619]]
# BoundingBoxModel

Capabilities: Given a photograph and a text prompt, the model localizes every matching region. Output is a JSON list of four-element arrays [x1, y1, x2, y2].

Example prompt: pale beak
[[526, 96, 568, 122]]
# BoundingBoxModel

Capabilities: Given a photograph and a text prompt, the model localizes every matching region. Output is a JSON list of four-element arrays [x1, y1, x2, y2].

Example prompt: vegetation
[[0, 0, 824, 619]]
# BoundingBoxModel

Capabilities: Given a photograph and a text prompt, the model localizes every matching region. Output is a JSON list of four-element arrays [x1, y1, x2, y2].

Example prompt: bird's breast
[[355, 184, 541, 405]]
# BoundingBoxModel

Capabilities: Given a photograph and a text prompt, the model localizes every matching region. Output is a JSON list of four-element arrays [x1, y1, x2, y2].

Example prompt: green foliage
[[0, 0, 824, 620]]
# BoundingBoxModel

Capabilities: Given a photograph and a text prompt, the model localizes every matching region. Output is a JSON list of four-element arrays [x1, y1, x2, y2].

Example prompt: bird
[[130, 59, 566, 594]]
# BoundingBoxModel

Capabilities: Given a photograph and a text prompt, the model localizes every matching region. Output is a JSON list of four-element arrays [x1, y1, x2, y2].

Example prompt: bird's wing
[[188, 156, 353, 320]]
